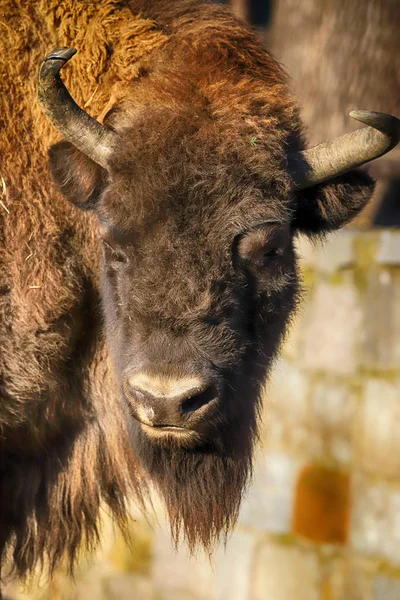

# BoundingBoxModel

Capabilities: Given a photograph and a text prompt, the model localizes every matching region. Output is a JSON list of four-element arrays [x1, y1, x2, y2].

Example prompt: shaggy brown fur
[[0, 0, 373, 583]]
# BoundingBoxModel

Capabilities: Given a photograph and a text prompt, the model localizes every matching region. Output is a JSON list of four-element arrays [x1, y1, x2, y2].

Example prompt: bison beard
[[134, 395, 260, 550]]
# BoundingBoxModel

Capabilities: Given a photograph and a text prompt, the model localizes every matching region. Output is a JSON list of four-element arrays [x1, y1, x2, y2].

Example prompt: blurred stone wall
[[6, 229, 400, 600]]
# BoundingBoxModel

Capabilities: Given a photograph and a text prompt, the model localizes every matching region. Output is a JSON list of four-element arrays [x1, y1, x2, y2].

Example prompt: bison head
[[38, 47, 399, 548]]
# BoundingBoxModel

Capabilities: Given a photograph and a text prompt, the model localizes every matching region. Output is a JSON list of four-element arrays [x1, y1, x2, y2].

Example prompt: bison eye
[[262, 248, 280, 260], [236, 223, 290, 270]]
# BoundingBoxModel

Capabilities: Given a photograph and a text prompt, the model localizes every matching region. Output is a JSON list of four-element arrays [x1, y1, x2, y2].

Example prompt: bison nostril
[[123, 371, 219, 427], [180, 385, 217, 415]]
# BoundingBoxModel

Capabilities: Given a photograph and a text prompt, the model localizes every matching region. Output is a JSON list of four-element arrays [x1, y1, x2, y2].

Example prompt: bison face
[[48, 110, 305, 548], [99, 215, 298, 451], [49, 98, 302, 453], [48, 118, 372, 548], [42, 47, 385, 549]]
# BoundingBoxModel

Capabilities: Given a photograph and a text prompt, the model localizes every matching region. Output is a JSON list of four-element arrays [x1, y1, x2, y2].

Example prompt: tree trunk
[[231, 0, 250, 21], [268, 0, 400, 144], [268, 0, 400, 227]]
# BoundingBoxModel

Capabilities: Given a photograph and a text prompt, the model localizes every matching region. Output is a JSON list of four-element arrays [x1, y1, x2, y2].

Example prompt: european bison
[[0, 0, 398, 582]]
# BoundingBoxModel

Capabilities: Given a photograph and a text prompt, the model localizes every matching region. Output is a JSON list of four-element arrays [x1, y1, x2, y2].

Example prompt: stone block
[[3, 577, 84, 600], [152, 525, 214, 600], [3, 554, 110, 600], [262, 359, 310, 444], [108, 519, 153, 575], [281, 311, 303, 361], [239, 451, 301, 534], [355, 378, 400, 478], [362, 269, 400, 369], [264, 359, 309, 423], [300, 279, 362, 375], [311, 378, 356, 465], [253, 541, 320, 600], [351, 474, 400, 565], [73, 576, 108, 600], [315, 230, 356, 274], [293, 465, 350, 544], [261, 359, 323, 455], [161, 592, 198, 600], [372, 575, 400, 600], [295, 235, 317, 269], [338, 556, 374, 600], [320, 556, 373, 600], [105, 574, 156, 600], [320, 558, 346, 600], [376, 231, 400, 265], [214, 530, 257, 600]]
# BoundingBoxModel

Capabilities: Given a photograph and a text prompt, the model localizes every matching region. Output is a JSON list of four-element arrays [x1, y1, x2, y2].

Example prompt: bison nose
[[124, 372, 218, 428]]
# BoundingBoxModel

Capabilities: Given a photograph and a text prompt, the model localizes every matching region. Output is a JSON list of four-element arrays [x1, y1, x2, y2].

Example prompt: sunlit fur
[[0, 0, 374, 582]]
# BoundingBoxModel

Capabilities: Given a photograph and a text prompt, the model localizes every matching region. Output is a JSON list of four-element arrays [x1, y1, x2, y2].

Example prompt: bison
[[0, 0, 398, 583]]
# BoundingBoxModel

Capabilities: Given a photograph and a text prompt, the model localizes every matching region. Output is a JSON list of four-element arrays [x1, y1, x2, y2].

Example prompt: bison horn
[[288, 111, 400, 190], [37, 47, 116, 168]]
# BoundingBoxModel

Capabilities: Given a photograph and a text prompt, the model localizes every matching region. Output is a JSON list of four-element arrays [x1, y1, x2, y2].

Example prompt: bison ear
[[48, 141, 108, 210], [292, 169, 375, 235]]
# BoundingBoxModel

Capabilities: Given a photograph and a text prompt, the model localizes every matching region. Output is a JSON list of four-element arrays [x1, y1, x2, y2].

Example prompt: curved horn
[[37, 47, 116, 168], [289, 111, 400, 190]]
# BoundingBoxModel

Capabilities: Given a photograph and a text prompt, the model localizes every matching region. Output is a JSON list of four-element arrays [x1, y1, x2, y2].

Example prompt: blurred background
[[5, 1, 400, 598]]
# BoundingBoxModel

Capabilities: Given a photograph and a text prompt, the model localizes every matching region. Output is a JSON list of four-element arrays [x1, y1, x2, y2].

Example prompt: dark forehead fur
[[101, 0, 303, 232], [99, 0, 302, 287], [102, 96, 295, 233]]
